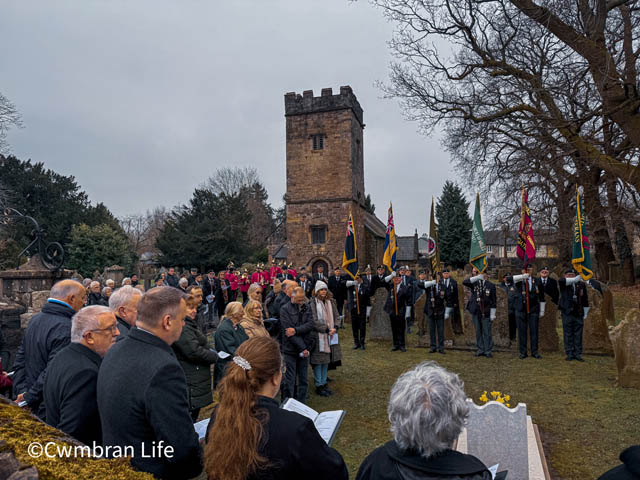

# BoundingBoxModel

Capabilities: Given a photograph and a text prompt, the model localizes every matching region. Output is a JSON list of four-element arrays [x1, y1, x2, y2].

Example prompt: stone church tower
[[276, 86, 385, 273]]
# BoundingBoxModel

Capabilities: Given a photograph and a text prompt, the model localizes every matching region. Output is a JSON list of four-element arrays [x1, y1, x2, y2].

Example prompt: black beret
[[565, 268, 577, 274], [442, 268, 450, 273]]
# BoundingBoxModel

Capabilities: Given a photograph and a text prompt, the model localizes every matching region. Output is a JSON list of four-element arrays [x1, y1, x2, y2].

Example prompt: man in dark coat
[[441, 269, 462, 334], [97, 287, 202, 480], [272, 280, 297, 319], [202, 270, 217, 326], [384, 273, 412, 352], [558, 268, 590, 362], [215, 271, 231, 322], [187, 268, 199, 286], [165, 267, 180, 289], [298, 273, 313, 298], [13, 279, 86, 419], [108, 285, 142, 340], [279, 287, 315, 403], [328, 267, 348, 316], [312, 265, 327, 288], [499, 272, 518, 342], [44, 305, 119, 445], [346, 273, 371, 350], [538, 265, 559, 304], [371, 265, 390, 293], [417, 272, 446, 354], [507, 264, 546, 359], [463, 268, 497, 358]]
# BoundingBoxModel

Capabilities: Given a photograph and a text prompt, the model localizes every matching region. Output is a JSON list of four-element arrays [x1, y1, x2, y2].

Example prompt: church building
[[269, 86, 386, 274]]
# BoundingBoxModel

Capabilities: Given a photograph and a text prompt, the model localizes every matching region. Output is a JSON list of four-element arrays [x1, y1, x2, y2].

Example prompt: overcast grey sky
[[1, 0, 456, 236]]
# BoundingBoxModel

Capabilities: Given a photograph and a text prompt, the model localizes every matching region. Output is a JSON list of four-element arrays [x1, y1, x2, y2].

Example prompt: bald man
[[13, 279, 87, 419]]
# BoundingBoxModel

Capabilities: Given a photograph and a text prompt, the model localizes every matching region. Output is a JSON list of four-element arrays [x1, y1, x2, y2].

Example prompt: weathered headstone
[[464, 401, 529, 480], [414, 292, 429, 347], [538, 294, 559, 352], [369, 288, 392, 340], [609, 309, 640, 388], [103, 265, 125, 287], [582, 283, 614, 355]]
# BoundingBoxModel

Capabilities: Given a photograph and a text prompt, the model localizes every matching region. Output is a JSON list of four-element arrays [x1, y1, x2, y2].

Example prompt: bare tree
[[0, 92, 23, 154], [119, 207, 168, 257], [203, 167, 260, 196]]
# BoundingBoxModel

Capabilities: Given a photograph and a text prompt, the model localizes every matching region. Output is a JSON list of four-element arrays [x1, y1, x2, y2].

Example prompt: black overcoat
[[44, 342, 102, 445], [97, 328, 202, 480]]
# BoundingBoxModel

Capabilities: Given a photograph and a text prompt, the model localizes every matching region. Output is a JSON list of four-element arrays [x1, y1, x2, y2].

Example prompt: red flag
[[517, 187, 536, 265]]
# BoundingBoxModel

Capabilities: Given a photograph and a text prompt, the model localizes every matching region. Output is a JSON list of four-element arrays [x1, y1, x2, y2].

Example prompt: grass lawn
[[304, 330, 639, 480], [202, 287, 640, 479]]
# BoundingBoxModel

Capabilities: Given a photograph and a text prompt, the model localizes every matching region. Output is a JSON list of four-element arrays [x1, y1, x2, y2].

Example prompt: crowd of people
[[4, 258, 625, 480]]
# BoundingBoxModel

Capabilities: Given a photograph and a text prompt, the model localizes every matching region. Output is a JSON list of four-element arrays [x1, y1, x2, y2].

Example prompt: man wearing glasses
[[13, 279, 87, 419], [44, 305, 120, 445]]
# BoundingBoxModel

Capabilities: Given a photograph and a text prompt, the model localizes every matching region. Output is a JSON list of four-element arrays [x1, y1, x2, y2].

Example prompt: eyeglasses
[[89, 324, 119, 335]]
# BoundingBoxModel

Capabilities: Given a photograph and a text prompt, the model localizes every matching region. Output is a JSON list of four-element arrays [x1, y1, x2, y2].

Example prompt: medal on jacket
[[485, 289, 490, 297]]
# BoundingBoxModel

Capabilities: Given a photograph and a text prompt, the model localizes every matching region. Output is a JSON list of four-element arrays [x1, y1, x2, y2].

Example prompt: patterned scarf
[[315, 298, 335, 354]]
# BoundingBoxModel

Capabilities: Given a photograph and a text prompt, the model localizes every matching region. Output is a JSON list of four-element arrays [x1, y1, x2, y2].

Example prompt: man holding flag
[[381, 203, 410, 351], [510, 188, 546, 359], [463, 194, 497, 357], [558, 187, 592, 361], [343, 213, 369, 350]]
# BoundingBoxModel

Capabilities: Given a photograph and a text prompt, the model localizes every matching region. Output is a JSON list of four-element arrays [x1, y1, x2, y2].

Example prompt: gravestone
[[369, 288, 392, 340], [608, 309, 640, 388], [103, 265, 125, 287], [414, 292, 428, 347], [538, 294, 559, 352], [464, 401, 529, 479], [583, 283, 614, 355]]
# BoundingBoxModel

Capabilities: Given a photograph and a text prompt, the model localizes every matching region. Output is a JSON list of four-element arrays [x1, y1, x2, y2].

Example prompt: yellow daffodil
[[506, 403, 511, 407], [491, 391, 500, 398], [504, 395, 510, 401], [497, 397, 505, 403], [479, 393, 488, 403]]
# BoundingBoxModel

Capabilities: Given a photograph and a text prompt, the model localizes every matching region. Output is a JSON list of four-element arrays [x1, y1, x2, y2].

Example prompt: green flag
[[469, 193, 487, 272], [429, 197, 441, 274], [572, 187, 593, 280]]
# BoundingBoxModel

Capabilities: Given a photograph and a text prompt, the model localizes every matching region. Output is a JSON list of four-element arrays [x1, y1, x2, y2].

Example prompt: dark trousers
[[562, 314, 584, 358], [516, 312, 539, 355], [336, 298, 345, 316], [390, 314, 406, 348], [241, 291, 248, 304], [283, 353, 309, 404], [508, 311, 517, 341], [429, 314, 445, 352], [472, 314, 493, 355], [351, 309, 366, 346]]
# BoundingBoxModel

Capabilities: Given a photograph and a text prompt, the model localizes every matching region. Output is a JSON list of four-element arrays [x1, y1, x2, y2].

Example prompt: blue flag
[[342, 212, 358, 280]]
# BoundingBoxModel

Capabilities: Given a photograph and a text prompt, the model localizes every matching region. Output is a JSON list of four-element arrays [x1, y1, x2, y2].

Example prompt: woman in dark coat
[[213, 302, 249, 388], [204, 336, 348, 480], [357, 361, 491, 480], [172, 294, 218, 421]]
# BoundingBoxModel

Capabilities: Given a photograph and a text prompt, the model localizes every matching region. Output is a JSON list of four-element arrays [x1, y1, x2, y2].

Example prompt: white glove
[[513, 274, 528, 282], [384, 271, 397, 283], [423, 280, 436, 288], [470, 274, 483, 283], [539, 302, 546, 316], [583, 306, 590, 319], [346, 280, 357, 287], [565, 276, 581, 285], [490, 308, 496, 321], [405, 306, 411, 319], [444, 307, 453, 320], [366, 306, 372, 318]]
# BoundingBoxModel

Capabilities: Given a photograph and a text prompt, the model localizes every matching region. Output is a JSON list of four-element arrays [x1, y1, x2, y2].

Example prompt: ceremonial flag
[[382, 202, 398, 272], [429, 197, 441, 274], [469, 193, 487, 273], [572, 187, 593, 280], [516, 187, 536, 265], [342, 212, 358, 280]]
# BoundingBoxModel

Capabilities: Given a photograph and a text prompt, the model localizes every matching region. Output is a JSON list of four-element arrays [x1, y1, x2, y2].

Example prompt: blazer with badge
[[347, 281, 372, 312], [97, 328, 202, 480], [384, 283, 412, 317], [506, 276, 545, 315], [463, 277, 497, 318], [417, 281, 446, 317], [441, 277, 459, 309], [371, 273, 390, 293], [558, 279, 589, 317]]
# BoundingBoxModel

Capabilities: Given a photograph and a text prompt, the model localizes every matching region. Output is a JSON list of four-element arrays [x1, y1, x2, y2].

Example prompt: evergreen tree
[[66, 223, 134, 277], [435, 181, 472, 268], [155, 188, 251, 270]]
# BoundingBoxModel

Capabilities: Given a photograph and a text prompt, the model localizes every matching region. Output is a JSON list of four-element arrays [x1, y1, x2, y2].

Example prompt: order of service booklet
[[281, 398, 346, 446], [193, 398, 346, 445]]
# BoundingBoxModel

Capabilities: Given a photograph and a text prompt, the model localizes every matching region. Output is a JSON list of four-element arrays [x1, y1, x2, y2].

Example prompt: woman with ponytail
[[204, 336, 348, 480]]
